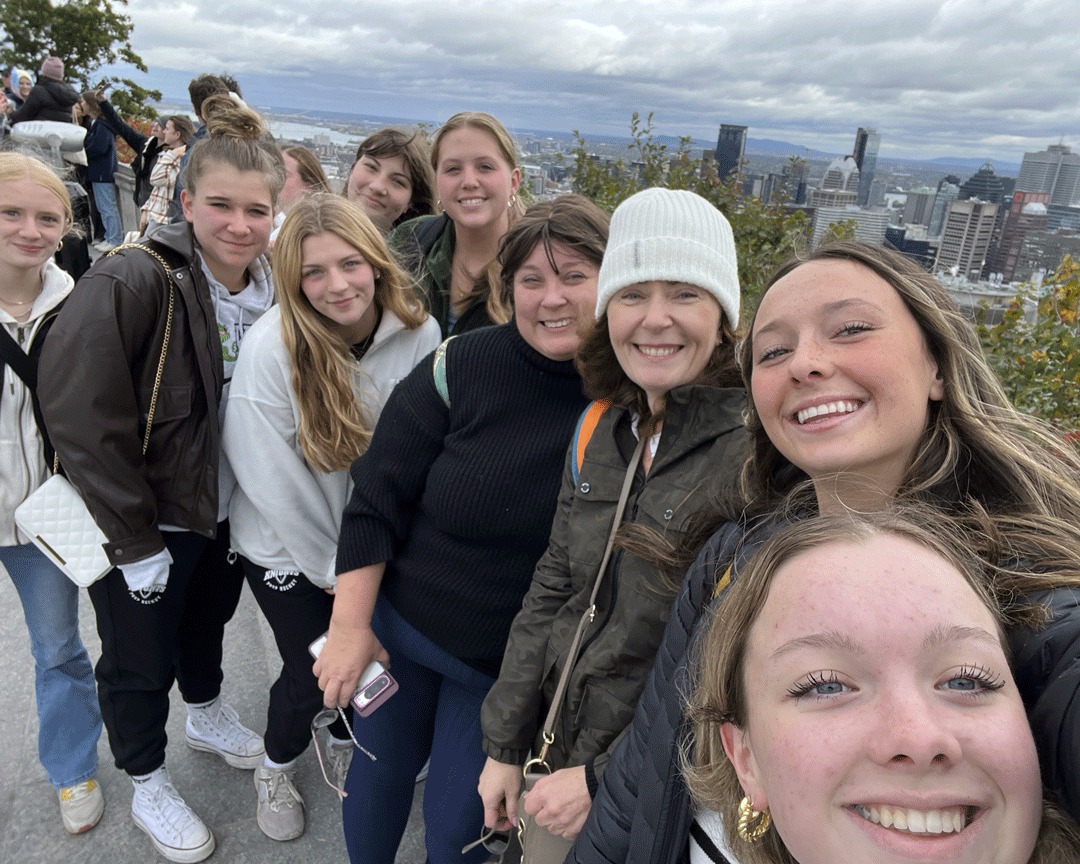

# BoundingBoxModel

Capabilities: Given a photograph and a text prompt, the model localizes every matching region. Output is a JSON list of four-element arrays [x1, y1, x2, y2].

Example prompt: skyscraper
[[958, 163, 1005, 203], [1017, 144, 1080, 206], [935, 199, 999, 277], [853, 127, 880, 207], [715, 124, 747, 182]]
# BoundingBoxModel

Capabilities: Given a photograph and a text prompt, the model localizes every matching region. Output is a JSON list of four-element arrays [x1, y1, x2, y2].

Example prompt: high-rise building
[[809, 156, 859, 207], [853, 127, 880, 207], [984, 191, 1050, 281], [902, 190, 935, 226], [935, 199, 999, 277], [958, 162, 1006, 204], [1017, 144, 1080, 206], [929, 182, 960, 237], [715, 124, 747, 182], [811, 205, 889, 246]]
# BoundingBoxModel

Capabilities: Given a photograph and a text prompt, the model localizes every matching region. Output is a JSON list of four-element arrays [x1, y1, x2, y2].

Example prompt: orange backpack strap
[[571, 399, 611, 486]]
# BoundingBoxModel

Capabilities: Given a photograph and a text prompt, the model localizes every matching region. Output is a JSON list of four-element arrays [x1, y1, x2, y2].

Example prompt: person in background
[[388, 111, 523, 336], [684, 509, 1080, 864], [0, 151, 105, 836], [140, 115, 195, 231], [11, 57, 78, 124], [315, 195, 608, 863], [224, 193, 440, 841], [342, 127, 435, 234], [38, 95, 284, 864], [269, 145, 331, 243], [75, 91, 121, 251], [97, 95, 166, 209], [16, 72, 32, 105], [3, 67, 20, 106]]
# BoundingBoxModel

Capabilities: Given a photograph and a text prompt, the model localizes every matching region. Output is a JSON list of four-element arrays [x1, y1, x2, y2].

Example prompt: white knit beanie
[[595, 188, 740, 328]]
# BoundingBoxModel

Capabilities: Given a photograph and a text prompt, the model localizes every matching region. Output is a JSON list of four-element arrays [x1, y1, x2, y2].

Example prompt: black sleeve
[[98, 99, 148, 152], [1010, 587, 1080, 821]]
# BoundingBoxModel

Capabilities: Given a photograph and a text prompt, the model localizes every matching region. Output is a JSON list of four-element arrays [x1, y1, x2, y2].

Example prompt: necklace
[[350, 308, 382, 361], [0, 295, 35, 306]]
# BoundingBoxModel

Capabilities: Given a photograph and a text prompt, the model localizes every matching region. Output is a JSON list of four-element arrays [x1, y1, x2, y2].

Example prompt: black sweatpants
[[241, 556, 350, 763]]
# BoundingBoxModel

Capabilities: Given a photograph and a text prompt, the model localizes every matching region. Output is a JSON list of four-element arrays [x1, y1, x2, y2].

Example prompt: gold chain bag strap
[[517, 434, 647, 864], [15, 242, 176, 587]]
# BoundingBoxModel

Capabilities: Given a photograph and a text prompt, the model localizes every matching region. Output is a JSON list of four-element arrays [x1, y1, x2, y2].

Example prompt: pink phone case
[[351, 668, 399, 717]]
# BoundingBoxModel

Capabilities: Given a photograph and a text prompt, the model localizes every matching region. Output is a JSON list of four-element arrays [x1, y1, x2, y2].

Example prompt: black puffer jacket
[[11, 76, 79, 123], [571, 527, 1080, 864], [38, 222, 224, 565]]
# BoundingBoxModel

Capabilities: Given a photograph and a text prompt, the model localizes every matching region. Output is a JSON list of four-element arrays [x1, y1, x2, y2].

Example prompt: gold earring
[[507, 193, 517, 208], [737, 796, 771, 843], [56, 238, 64, 252]]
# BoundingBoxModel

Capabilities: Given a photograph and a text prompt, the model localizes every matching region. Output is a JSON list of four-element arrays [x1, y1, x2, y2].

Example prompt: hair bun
[[201, 93, 265, 141]]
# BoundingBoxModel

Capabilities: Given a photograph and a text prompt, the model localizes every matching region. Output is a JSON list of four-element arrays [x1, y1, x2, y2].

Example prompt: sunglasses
[[461, 825, 513, 857], [310, 707, 377, 798]]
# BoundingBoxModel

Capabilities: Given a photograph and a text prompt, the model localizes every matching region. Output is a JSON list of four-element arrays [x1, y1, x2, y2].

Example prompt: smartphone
[[308, 632, 398, 717]]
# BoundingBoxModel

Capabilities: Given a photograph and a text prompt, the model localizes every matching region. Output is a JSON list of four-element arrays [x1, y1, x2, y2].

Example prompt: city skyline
[[99, 0, 1078, 164]]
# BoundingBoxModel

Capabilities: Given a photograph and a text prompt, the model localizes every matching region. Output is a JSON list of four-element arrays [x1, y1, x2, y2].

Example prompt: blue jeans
[[342, 594, 495, 864], [0, 543, 102, 788], [91, 182, 122, 245]]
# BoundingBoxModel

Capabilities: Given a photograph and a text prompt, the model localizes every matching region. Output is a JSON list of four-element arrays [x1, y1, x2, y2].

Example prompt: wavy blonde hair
[[273, 193, 427, 472], [684, 507, 1080, 864]]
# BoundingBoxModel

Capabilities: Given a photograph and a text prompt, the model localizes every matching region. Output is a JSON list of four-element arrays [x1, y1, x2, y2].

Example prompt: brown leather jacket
[[38, 223, 224, 565]]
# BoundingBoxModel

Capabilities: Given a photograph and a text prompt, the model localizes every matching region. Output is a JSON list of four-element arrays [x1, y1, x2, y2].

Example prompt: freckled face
[[722, 534, 1042, 864]]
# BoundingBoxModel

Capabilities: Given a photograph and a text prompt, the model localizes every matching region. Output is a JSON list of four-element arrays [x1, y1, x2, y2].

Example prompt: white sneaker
[[58, 777, 104, 834], [185, 698, 265, 769], [131, 771, 215, 863], [254, 766, 305, 841], [325, 737, 353, 790], [93, 241, 117, 253]]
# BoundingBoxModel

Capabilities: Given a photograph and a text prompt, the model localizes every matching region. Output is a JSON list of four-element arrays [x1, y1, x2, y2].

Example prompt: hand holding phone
[[310, 632, 398, 716]]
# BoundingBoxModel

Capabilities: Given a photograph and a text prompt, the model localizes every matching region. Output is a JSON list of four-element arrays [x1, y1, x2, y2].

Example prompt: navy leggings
[[342, 593, 495, 864]]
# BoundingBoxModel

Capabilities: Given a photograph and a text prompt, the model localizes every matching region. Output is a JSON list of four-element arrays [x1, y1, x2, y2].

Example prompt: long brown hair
[[273, 193, 427, 472]]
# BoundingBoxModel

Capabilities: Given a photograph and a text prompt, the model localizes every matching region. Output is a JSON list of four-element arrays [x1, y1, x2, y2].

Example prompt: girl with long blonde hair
[[223, 193, 439, 841]]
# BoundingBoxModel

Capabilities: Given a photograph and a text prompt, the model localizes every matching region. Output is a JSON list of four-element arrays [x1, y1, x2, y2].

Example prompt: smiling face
[[345, 153, 413, 233], [722, 533, 1042, 864], [435, 126, 520, 235], [750, 260, 944, 510], [606, 280, 722, 413], [299, 231, 378, 343], [181, 162, 274, 292], [0, 175, 68, 275], [512, 240, 599, 361], [18, 77, 31, 98]]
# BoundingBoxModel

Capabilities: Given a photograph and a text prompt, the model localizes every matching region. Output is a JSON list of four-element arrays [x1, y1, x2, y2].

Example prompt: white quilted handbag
[[15, 242, 176, 588], [15, 475, 111, 586]]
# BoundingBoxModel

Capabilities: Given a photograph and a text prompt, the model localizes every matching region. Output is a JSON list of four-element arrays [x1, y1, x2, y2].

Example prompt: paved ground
[[0, 568, 426, 864]]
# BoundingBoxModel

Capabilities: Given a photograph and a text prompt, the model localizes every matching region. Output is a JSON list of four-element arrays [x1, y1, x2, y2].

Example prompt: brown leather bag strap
[[529, 433, 647, 772]]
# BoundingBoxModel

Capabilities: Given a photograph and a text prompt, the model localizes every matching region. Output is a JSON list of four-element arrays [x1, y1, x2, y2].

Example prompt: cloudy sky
[[111, 0, 1078, 162]]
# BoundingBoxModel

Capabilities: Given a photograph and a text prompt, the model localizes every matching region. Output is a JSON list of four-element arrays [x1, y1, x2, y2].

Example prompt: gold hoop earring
[[737, 796, 771, 843], [57, 238, 64, 252]]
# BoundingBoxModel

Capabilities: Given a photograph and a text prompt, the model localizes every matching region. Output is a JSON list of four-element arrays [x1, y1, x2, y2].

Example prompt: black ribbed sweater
[[336, 322, 589, 675]]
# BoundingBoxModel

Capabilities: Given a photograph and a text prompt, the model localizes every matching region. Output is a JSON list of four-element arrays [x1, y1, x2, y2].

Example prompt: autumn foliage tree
[[0, 0, 160, 117], [977, 255, 1080, 432]]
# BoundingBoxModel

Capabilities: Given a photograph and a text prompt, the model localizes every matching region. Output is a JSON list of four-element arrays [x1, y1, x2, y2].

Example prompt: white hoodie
[[0, 261, 74, 545], [223, 305, 440, 588]]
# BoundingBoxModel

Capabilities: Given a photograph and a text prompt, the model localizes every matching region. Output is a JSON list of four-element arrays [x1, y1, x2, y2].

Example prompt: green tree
[[570, 112, 809, 315], [818, 219, 857, 245], [977, 255, 1080, 431], [0, 0, 160, 116]]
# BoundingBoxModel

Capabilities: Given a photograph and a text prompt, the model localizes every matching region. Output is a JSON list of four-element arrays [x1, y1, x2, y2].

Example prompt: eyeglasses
[[461, 826, 512, 857], [310, 707, 377, 798]]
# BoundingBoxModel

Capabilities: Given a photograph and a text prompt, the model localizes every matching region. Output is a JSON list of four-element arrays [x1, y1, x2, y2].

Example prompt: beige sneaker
[[59, 777, 104, 834], [254, 766, 305, 841]]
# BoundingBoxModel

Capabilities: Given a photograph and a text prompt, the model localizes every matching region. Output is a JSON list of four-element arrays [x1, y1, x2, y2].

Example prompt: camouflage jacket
[[480, 385, 747, 781]]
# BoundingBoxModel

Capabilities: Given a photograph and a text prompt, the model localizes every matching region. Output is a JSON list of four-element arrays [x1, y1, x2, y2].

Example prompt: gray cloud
[[120, 0, 1079, 161]]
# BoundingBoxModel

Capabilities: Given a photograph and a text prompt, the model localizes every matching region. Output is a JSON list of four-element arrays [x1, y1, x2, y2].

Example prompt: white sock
[[262, 756, 297, 771], [187, 696, 220, 715], [131, 765, 169, 792]]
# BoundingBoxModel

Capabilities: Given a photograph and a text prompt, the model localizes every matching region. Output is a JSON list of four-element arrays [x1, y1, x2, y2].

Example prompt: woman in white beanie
[[477, 187, 748, 849]]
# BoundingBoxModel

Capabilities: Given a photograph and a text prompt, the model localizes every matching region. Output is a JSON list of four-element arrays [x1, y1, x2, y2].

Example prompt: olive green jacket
[[481, 385, 747, 782]]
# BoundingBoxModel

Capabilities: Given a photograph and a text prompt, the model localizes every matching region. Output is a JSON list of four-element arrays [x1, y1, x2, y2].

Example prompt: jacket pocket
[[140, 384, 193, 424]]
